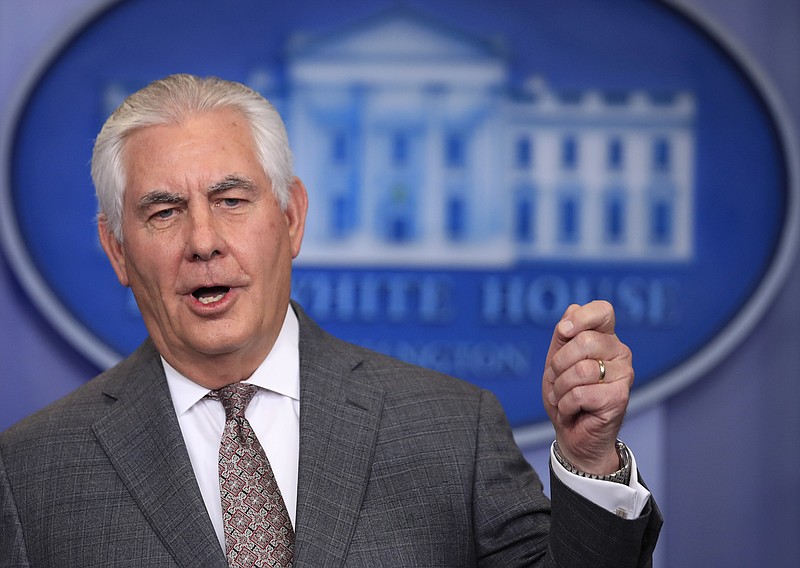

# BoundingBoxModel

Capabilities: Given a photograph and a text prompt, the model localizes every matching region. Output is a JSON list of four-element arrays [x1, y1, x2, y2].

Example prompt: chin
[[174, 330, 231, 353], [192, 340, 248, 358]]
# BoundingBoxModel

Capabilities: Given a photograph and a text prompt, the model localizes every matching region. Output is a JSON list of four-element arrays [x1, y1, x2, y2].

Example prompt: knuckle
[[559, 390, 580, 414], [576, 359, 596, 381], [610, 381, 631, 406], [550, 351, 565, 374], [573, 332, 596, 354], [596, 299, 613, 311], [597, 299, 616, 326]]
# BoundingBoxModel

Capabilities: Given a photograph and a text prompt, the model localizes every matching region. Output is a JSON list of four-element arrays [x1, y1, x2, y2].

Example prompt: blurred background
[[1, 1, 798, 565]]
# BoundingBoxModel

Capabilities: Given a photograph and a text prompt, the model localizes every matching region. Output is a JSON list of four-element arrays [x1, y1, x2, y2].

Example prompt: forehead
[[124, 108, 256, 159], [121, 108, 262, 192]]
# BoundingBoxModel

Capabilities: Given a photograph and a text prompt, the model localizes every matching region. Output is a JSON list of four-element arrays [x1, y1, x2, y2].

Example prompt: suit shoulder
[[0, 340, 159, 448], [297, 306, 485, 402], [355, 342, 480, 394], [2, 373, 107, 440]]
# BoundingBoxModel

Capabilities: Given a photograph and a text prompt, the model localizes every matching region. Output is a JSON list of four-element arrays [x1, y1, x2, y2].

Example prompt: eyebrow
[[135, 175, 258, 212], [136, 190, 186, 211], [207, 174, 257, 196]]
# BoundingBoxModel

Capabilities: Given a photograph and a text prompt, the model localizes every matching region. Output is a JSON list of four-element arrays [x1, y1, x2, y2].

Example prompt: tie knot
[[209, 382, 257, 421]]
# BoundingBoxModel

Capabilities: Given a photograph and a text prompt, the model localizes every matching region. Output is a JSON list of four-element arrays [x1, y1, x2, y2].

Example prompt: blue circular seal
[[2, 0, 797, 442]]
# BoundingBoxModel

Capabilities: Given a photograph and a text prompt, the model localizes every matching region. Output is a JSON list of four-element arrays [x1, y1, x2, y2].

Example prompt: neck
[[157, 337, 278, 390]]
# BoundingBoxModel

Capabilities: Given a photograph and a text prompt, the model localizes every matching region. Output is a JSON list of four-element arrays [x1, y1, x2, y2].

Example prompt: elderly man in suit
[[0, 74, 661, 567]]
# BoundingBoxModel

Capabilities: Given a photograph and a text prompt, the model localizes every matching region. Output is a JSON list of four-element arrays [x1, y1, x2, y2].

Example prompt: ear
[[98, 217, 131, 287], [284, 177, 308, 259]]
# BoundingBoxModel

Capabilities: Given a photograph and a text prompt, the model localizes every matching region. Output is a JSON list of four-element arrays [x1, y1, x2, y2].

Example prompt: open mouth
[[191, 286, 230, 305]]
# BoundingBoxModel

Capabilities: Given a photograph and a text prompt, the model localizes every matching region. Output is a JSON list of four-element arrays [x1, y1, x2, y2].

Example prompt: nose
[[185, 207, 225, 261]]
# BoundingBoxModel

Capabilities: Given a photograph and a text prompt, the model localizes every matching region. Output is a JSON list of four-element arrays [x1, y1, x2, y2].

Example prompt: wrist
[[554, 438, 619, 474], [552, 439, 632, 485]]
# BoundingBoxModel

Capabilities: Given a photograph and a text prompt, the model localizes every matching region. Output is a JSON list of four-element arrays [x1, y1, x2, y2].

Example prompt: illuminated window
[[604, 191, 626, 243], [392, 133, 408, 166], [650, 198, 673, 244], [558, 194, 580, 243], [331, 131, 347, 164], [562, 136, 578, 170], [516, 137, 532, 169], [608, 138, 624, 171], [515, 185, 536, 242], [446, 196, 466, 240], [445, 134, 465, 168], [653, 137, 671, 172]]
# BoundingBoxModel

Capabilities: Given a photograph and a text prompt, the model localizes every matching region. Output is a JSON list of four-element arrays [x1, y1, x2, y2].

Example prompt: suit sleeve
[[471, 390, 662, 568], [549, 466, 662, 568], [0, 446, 30, 568]]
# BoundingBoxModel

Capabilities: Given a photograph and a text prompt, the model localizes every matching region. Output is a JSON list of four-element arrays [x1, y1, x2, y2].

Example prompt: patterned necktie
[[209, 383, 295, 567]]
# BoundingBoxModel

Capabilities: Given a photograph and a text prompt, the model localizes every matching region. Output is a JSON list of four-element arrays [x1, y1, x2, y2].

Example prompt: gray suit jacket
[[1, 304, 660, 567]]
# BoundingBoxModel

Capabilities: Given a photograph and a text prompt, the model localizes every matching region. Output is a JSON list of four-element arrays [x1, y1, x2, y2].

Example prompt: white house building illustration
[[107, 8, 696, 268]]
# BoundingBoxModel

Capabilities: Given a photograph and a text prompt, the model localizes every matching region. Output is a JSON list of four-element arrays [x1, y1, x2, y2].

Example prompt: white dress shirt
[[551, 443, 650, 519], [165, 305, 649, 552], [164, 305, 300, 551]]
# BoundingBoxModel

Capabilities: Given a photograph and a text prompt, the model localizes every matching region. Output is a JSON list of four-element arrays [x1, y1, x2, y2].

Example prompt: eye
[[153, 208, 176, 220], [217, 197, 245, 209]]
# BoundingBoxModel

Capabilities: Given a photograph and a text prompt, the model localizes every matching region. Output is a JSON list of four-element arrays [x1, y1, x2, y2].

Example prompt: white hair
[[91, 74, 293, 241]]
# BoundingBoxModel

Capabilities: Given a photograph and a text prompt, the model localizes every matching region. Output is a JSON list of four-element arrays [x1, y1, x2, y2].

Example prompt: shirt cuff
[[550, 441, 651, 519]]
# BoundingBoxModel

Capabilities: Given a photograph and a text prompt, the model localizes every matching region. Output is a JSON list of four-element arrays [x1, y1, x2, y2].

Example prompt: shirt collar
[[164, 304, 300, 417]]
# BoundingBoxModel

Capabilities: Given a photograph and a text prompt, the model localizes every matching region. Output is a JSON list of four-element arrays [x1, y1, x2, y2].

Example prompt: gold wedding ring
[[597, 360, 606, 383]]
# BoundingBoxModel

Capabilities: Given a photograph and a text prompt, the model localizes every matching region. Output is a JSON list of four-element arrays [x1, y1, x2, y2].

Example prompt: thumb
[[545, 303, 581, 362]]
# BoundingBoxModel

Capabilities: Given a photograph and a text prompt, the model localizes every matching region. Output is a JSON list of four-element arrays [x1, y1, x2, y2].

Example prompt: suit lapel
[[92, 341, 226, 568], [293, 309, 385, 568]]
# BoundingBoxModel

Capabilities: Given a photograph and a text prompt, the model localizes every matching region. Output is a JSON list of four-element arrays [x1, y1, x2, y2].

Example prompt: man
[[0, 74, 661, 567]]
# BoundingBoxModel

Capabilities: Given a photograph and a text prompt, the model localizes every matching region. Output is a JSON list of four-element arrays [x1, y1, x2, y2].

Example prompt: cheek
[[245, 221, 291, 267], [247, 245, 292, 296], [125, 244, 179, 294]]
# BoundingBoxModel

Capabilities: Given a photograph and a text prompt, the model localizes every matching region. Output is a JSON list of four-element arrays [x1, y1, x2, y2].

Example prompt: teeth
[[198, 293, 225, 305]]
